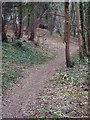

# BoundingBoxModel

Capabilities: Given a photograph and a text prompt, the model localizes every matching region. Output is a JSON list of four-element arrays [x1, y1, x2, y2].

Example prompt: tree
[[0, 2, 2, 34], [79, 2, 86, 54], [84, 3, 90, 115], [29, 2, 49, 42], [2, 16, 7, 42], [75, 2, 83, 60], [17, 3, 23, 39], [26, 7, 31, 36], [49, 7, 57, 35], [29, 3, 35, 41], [85, 2, 90, 61], [70, 2, 77, 37], [12, 6, 18, 38], [64, 2, 71, 67], [2, 2, 19, 41], [2, 3, 8, 42]]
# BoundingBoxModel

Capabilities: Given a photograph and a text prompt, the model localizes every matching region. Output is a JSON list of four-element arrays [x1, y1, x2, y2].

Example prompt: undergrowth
[[2, 41, 52, 92], [34, 51, 88, 118]]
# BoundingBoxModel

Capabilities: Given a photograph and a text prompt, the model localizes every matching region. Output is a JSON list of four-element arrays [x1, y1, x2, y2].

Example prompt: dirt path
[[2, 36, 78, 118]]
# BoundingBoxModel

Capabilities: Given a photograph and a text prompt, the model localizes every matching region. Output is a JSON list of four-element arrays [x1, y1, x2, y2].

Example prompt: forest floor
[[2, 29, 88, 118]]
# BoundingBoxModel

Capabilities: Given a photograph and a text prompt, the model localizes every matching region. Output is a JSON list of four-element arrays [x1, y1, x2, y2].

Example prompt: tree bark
[[14, 14, 18, 37], [2, 13, 7, 42], [21, 7, 26, 37], [86, 2, 90, 115], [75, 2, 83, 60], [87, 3, 90, 60], [79, 2, 86, 54], [26, 7, 31, 35], [12, 6, 18, 38], [64, 2, 71, 67], [85, 17, 88, 55], [0, 2, 2, 34], [29, 3, 35, 41], [17, 3, 23, 39]]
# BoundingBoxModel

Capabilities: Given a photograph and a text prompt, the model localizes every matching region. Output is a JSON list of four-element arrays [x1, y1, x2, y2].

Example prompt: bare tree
[[75, 2, 83, 60], [64, 2, 71, 67], [17, 3, 23, 39], [0, 2, 2, 34], [29, 3, 35, 41], [2, 10, 7, 42], [49, 7, 57, 35], [79, 2, 86, 54]]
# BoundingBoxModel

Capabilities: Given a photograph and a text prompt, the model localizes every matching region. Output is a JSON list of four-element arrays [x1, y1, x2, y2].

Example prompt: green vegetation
[[34, 51, 88, 118], [6, 32, 14, 37], [59, 51, 88, 84], [2, 2, 89, 118], [71, 50, 79, 64], [59, 89, 69, 94], [2, 41, 52, 92]]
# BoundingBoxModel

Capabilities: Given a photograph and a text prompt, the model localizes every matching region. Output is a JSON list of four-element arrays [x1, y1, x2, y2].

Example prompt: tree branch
[[35, 9, 47, 23]]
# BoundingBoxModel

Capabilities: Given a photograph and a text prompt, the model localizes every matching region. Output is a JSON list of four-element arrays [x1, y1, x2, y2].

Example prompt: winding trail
[[2, 36, 78, 118]]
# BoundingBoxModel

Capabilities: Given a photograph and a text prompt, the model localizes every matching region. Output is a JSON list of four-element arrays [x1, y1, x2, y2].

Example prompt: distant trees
[[49, 6, 57, 35], [70, 2, 77, 37], [1, 2, 60, 42], [1, 2, 89, 67], [74, 2, 90, 60], [64, 2, 89, 66]]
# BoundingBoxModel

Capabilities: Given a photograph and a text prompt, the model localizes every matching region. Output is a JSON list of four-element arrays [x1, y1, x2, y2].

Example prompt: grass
[[3, 42, 52, 65], [2, 41, 53, 92]]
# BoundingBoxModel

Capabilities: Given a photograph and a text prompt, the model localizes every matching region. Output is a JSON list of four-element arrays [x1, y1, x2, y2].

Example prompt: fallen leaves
[[33, 58, 88, 118]]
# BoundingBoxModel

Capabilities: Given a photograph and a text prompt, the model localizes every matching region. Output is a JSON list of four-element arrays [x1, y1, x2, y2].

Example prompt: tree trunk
[[29, 3, 35, 41], [79, 2, 86, 54], [21, 7, 26, 37], [75, 2, 83, 60], [87, 2, 90, 60], [26, 8, 31, 35], [0, 2, 2, 34], [85, 17, 88, 55], [73, 14, 77, 37], [14, 14, 18, 37], [64, 2, 71, 67], [70, 2, 74, 36], [49, 8, 57, 35], [86, 2, 90, 115], [2, 14, 7, 42], [17, 3, 23, 39], [49, 17, 53, 35], [72, 9, 77, 37], [12, 6, 18, 38]]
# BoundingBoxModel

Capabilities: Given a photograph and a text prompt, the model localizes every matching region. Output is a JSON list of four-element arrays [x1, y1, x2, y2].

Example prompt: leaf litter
[[33, 58, 89, 118]]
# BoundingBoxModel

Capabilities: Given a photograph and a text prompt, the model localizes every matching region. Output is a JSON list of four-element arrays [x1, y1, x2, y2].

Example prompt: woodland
[[0, 1, 90, 119]]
